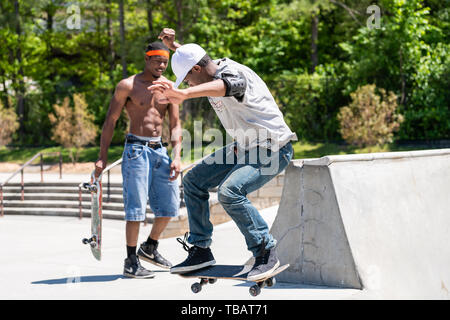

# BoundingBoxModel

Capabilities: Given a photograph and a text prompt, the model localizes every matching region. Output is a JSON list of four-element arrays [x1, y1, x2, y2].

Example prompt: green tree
[[0, 0, 448, 147], [339, 0, 450, 140]]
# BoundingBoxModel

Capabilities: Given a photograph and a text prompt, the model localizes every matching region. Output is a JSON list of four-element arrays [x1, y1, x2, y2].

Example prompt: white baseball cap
[[171, 43, 207, 88]]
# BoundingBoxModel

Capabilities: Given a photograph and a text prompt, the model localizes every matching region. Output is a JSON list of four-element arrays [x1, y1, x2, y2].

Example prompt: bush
[[0, 101, 19, 147], [49, 94, 97, 163], [337, 84, 404, 147]]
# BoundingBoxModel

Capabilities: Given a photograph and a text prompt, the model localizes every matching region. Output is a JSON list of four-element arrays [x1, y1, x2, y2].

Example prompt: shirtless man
[[95, 41, 182, 279]]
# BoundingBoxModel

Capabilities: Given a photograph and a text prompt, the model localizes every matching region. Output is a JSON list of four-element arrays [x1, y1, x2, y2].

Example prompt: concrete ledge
[[305, 148, 450, 166], [270, 149, 450, 299]]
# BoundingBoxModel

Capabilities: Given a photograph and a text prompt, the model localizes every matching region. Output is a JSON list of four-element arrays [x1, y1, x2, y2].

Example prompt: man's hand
[[148, 80, 189, 105], [169, 158, 181, 181], [94, 159, 106, 180], [158, 28, 180, 51]]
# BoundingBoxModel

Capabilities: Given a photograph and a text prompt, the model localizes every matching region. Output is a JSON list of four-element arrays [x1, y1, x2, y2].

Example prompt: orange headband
[[146, 50, 170, 58]]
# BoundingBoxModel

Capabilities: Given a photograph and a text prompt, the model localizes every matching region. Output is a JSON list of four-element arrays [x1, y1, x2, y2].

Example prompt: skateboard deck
[[179, 264, 290, 296], [82, 171, 102, 260]]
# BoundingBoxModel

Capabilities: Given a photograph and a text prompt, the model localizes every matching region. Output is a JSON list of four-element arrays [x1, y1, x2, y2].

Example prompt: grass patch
[[292, 141, 434, 159], [0, 141, 440, 165], [0, 146, 124, 164]]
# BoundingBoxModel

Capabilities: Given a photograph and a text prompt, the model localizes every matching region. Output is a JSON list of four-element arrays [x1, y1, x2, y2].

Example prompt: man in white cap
[[149, 28, 296, 281]]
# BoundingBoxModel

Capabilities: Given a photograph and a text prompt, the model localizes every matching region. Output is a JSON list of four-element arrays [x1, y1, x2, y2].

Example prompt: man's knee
[[217, 183, 243, 206], [183, 170, 207, 195], [182, 170, 196, 190]]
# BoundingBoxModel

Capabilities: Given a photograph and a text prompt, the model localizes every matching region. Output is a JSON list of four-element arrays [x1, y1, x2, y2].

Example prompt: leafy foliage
[[339, 0, 450, 140], [0, 0, 448, 149]]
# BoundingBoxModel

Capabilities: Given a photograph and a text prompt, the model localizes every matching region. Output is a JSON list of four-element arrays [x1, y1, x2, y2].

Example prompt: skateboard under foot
[[179, 264, 289, 297]]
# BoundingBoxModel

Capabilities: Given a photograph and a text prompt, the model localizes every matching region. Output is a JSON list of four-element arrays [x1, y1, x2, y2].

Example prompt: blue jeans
[[121, 137, 179, 221], [183, 142, 293, 257]]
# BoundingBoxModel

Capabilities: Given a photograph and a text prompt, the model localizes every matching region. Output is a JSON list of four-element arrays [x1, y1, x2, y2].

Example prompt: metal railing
[[179, 153, 213, 207], [0, 151, 62, 217], [77, 152, 212, 222], [78, 157, 123, 220]]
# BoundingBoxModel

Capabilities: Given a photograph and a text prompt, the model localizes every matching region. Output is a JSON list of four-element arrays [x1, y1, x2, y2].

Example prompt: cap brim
[[174, 69, 190, 89]]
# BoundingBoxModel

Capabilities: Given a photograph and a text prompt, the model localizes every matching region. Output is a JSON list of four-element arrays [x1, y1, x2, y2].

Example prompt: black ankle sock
[[146, 237, 158, 245], [127, 245, 136, 258]]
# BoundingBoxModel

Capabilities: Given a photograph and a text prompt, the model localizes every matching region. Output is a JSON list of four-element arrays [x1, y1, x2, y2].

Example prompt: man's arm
[[158, 28, 181, 51], [95, 80, 129, 178], [185, 80, 227, 99], [167, 102, 182, 181], [148, 79, 226, 105]]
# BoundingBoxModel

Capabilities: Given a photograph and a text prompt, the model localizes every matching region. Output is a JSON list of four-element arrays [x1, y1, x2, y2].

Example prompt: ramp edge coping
[[300, 148, 450, 166]]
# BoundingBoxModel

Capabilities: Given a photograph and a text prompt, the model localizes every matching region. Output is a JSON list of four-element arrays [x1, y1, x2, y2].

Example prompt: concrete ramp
[[270, 149, 450, 299]]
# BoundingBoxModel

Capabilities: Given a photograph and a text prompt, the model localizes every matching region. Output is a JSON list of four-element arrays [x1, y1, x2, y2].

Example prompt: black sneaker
[[123, 255, 155, 279], [138, 240, 172, 269], [170, 233, 216, 274], [247, 242, 280, 281]]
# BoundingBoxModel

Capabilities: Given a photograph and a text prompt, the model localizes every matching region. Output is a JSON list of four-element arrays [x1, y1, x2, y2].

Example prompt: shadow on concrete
[[31, 274, 127, 285], [233, 281, 340, 291]]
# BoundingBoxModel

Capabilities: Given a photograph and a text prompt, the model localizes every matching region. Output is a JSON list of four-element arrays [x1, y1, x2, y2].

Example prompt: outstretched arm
[[148, 79, 226, 105], [168, 102, 182, 181], [158, 28, 182, 51]]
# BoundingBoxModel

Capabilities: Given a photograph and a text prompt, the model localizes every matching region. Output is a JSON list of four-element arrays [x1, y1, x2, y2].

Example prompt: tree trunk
[[43, 3, 55, 80], [399, 48, 406, 105], [96, 14, 102, 83], [174, 0, 184, 43], [14, 0, 25, 140], [119, 0, 128, 79], [310, 13, 319, 73], [0, 70, 10, 109], [106, 0, 115, 77], [46, 7, 53, 32], [146, 0, 154, 36]]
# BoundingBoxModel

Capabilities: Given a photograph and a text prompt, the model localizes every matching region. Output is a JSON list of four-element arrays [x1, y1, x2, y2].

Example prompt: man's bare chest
[[127, 86, 168, 111]]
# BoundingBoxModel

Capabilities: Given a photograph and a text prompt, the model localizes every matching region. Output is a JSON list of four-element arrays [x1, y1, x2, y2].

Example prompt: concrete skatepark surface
[[0, 207, 361, 300], [2, 148, 450, 300]]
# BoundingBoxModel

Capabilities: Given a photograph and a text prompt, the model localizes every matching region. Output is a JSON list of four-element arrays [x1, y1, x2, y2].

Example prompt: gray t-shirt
[[208, 58, 297, 151]]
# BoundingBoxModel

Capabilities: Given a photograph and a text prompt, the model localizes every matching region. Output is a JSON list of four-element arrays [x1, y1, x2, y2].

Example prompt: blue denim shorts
[[121, 140, 179, 221]]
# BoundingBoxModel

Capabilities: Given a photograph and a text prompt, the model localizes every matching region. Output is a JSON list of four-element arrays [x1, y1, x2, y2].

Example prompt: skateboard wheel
[[90, 242, 97, 248], [191, 283, 202, 294], [249, 285, 261, 297], [266, 277, 276, 287], [82, 238, 89, 244], [208, 279, 217, 284]]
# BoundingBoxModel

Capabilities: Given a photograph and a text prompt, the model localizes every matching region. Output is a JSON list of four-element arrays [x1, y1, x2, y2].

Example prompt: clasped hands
[[148, 80, 188, 105]]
